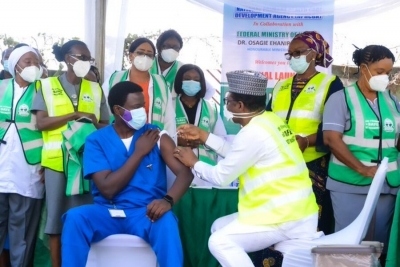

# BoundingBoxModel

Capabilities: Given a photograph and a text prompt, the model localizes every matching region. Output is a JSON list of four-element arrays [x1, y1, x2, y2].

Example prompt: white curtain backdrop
[[84, 0, 128, 84], [188, 0, 400, 24]]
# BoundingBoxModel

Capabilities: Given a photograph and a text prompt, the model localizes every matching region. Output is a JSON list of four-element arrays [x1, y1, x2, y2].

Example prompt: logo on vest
[[201, 117, 210, 128], [304, 85, 316, 94], [384, 118, 394, 133], [154, 97, 162, 109], [0, 106, 11, 115], [52, 88, 64, 96], [82, 94, 93, 102], [18, 104, 30, 117]]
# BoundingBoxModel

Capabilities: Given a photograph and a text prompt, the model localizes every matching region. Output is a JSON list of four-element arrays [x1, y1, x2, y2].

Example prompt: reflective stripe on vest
[[329, 84, 400, 187], [62, 121, 96, 196], [175, 97, 218, 165], [238, 112, 318, 225], [150, 58, 183, 96], [271, 73, 335, 162], [41, 77, 102, 171], [0, 79, 43, 165], [109, 71, 169, 129]]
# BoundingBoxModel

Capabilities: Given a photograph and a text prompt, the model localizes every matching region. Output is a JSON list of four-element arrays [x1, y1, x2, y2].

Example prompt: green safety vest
[[62, 121, 97, 196], [0, 79, 43, 165], [109, 70, 169, 129], [328, 84, 400, 187], [149, 58, 183, 95], [175, 97, 218, 165]]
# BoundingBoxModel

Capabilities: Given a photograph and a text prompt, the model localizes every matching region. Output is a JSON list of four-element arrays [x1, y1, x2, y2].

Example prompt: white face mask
[[133, 55, 153, 71], [72, 60, 91, 78], [223, 104, 264, 122], [161, 49, 179, 63], [17, 65, 40, 83], [365, 66, 389, 92], [37, 66, 44, 79]]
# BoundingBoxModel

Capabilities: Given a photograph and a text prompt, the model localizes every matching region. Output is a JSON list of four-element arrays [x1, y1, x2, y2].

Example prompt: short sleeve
[[83, 134, 112, 179], [322, 90, 347, 133], [31, 87, 48, 112], [99, 89, 110, 121]]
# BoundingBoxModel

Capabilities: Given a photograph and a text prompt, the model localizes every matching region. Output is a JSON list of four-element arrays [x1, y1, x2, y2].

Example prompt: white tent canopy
[[187, 0, 400, 24]]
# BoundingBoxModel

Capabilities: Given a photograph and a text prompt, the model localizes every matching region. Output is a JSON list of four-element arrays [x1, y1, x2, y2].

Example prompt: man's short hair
[[230, 92, 266, 112], [108, 81, 143, 114]]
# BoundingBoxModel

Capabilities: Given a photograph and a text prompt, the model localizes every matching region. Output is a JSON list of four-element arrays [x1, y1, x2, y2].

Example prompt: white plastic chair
[[86, 234, 159, 267], [274, 157, 389, 267]]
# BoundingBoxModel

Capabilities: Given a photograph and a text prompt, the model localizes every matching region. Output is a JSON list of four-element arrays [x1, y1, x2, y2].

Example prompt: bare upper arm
[[91, 170, 112, 189], [160, 134, 189, 175], [323, 130, 343, 146]]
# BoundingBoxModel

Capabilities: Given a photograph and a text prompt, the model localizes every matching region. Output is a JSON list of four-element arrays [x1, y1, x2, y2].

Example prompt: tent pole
[[95, 0, 106, 84]]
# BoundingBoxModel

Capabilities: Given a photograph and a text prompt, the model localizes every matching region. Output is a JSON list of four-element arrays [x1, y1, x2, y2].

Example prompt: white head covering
[[8, 46, 38, 78]]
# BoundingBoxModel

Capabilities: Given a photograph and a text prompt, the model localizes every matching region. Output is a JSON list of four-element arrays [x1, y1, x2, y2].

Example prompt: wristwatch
[[163, 194, 174, 207]]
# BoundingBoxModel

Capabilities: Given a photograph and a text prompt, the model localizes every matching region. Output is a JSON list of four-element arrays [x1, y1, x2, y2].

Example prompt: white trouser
[[208, 212, 319, 267]]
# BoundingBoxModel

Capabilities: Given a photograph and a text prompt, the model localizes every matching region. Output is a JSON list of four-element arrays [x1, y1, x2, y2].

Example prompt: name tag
[[108, 209, 126, 218]]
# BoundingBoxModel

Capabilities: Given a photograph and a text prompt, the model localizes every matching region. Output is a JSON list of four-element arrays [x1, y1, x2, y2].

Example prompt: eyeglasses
[[134, 51, 155, 59], [223, 97, 237, 105], [161, 44, 180, 52], [284, 48, 312, 60], [69, 54, 95, 65]]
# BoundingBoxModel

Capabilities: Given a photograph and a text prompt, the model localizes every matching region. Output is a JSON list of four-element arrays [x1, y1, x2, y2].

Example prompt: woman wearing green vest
[[174, 64, 227, 186], [105, 38, 176, 137], [0, 46, 44, 267], [31, 40, 109, 267], [323, 45, 399, 265], [150, 29, 183, 96], [268, 31, 344, 236]]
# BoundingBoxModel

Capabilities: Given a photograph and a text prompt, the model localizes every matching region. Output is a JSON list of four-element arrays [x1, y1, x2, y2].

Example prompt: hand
[[75, 112, 97, 123], [134, 129, 160, 157], [39, 167, 45, 184], [295, 135, 308, 152], [146, 199, 171, 222], [177, 137, 201, 148], [359, 165, 378, 178], [177, 124, 204, 141], [173, 146, 199, 168]]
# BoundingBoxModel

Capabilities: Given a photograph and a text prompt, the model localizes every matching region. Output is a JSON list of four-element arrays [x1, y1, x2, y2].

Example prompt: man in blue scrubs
[[61, 81, 193, 267]]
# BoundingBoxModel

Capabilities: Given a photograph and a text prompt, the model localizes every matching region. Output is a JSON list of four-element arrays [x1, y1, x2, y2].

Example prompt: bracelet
[[304, 136, 310, 148]]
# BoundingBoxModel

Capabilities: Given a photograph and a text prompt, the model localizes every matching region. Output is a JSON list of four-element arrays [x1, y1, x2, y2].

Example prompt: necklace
[[295, 71, 318, 81]]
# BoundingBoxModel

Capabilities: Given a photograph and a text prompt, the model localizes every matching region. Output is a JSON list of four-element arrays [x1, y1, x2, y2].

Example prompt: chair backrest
[[86, 234, 158, 267], [319, 157, 388, 245]]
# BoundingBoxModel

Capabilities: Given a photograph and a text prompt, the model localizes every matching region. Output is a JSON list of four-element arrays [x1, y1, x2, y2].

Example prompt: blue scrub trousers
[[61, 203, 183, 267]]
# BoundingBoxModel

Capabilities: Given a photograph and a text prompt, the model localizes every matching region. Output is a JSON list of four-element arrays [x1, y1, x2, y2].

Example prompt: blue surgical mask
[[182, 80, 201, 96], [289, 54, 311, 74], [3, 60, 9, 72], [120, 106, 147, 130]]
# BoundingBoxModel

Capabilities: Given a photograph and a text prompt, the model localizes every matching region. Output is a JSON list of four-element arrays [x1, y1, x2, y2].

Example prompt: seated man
[[61, 81, 193, 267], [174, 70, 319, 267]]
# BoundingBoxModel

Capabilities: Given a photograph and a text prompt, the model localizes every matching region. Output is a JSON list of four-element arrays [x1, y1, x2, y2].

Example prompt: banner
[[220, 3, 334, 134]]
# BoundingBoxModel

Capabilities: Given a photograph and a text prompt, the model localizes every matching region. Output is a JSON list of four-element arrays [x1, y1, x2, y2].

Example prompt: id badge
[[108, 209, 126, 218]]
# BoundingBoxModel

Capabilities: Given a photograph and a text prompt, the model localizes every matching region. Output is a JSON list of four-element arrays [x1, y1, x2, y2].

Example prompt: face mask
[[37, 66, 44, 79], [120, 106, 147, 130], [223, 105, 263, 122], [182, 80, 201, 96], [72, 60, 91, 78], [3, 60, 9, 72], [161, 49, 179, 63], [289, 55, 310, 74], [365, 65, 389, 92], [133, 55, 153, 72], [223, 105, 234, 122], [17, 65, 40, 83]]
